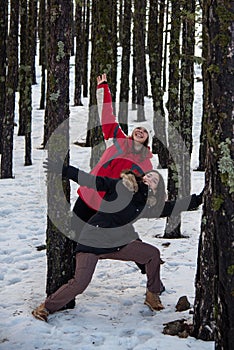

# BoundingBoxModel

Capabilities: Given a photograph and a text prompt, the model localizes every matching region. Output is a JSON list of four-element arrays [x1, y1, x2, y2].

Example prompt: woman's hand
[[97, 73, 107, 85]]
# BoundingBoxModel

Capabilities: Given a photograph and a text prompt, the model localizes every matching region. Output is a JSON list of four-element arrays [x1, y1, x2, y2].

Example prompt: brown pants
[[45, 240, 161, 313]]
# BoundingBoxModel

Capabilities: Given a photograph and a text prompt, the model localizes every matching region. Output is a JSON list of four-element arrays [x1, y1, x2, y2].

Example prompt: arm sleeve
[[65, 165, 119, 192], [160, 194, 202, 218], [97, 83, 126, 140]]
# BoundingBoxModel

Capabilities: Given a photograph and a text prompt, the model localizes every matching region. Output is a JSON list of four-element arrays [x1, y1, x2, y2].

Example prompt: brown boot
[[144, 290, 165, 311], [32, 302, 49, 322]]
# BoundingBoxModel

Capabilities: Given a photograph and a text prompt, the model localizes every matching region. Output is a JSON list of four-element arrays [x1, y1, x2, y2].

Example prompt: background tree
[[0, 0, 8, 154], [18, 0, 28, 136], [118, 0, 132, 134], [179, 0, 195, 194], [192, 2, 234, 348], [45, 0, 74, 309], [82, 0, 90, 98], [1, 0, 19, 178], [148, 0, 169, 168], [38, 0, 47, 111], [197, 0, 209, 171], [74, 0, 84, 106], [163, 0, 183, 238], [86, 0, 117, 168], [133, 0, 147, 121]]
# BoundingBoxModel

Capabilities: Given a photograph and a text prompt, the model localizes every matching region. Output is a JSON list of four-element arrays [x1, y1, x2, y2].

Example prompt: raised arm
[[96, 74, 126, 140], [43, 158, 119, 192]]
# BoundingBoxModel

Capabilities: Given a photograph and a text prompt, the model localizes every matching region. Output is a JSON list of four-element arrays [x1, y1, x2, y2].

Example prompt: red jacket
[[78, 82, 153, 210]]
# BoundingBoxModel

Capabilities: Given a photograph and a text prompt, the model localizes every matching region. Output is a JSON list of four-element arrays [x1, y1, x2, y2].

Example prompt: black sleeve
[[160, 194, 202, 218], [64, 166, 119, 192]]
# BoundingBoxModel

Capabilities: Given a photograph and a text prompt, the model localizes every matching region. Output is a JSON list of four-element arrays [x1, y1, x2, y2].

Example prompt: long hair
[[144, 170, 166, 215]]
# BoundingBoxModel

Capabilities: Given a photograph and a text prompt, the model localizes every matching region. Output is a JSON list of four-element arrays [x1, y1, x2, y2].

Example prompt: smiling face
[[142, 171, 160, 194], [132, 127, 149, 145]]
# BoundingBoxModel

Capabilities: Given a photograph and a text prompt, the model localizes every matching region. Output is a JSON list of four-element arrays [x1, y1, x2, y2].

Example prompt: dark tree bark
[[18, 0, 33, 165], [18, 0, 28, 136], [164, 0, 182, 238], [1, 0, 19, 178], [118, 0, 132, 134], [133, 0, 146, 121], [192, 2, 234, 348], [162, 0, 169, 92], [86, 0, 117, 168], [38, 0, 47, 110], [82, 0, 90, 98], [148, 0, 169, 168], [28, 0, 38, 85], [179, 0, 195, 195], [0, 0, 8, 154], [74, 0, 84, 106], [45, 0, 74, 310], [197, 1, 209, 171]]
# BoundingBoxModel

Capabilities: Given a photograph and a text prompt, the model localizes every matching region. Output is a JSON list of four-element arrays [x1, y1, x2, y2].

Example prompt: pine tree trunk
[[192, 2, 234, 348], [38, 0, 47, 111], [164, 0, 182, 238], [82, 0, 90, 98], [133, 0, 146, 121], [148, 0, 169, 168], [74, 0, 84, 106], [1, 0, 19, 178], [118, 0, 131, 134], [0, 0, 8, 154], [87, 0, 117, 168], [45, 0, 74, 309]]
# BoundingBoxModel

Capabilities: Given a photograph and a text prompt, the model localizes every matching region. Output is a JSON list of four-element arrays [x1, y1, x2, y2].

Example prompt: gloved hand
[[43, 158, 68, 177]]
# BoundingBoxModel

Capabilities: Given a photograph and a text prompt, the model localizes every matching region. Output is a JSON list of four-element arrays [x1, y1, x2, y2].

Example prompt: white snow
[[0, 60, 214, 349]]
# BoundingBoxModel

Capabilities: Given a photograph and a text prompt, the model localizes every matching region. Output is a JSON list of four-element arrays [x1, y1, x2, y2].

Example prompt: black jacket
[[65, 166, 202, 254]]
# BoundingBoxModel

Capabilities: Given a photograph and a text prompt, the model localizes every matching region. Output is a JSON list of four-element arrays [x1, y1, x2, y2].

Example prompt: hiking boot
[[144, 290, 165, 311], [32, 302, 49, 322]]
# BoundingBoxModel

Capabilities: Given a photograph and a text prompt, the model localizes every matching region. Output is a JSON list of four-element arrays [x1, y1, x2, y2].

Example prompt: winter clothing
[[33, 167, 203, 320], [43, 240, 162, 314], [144, 290, 165, 311], [77, 82, 153, 212], [65, 166, 202, 250], [32, 303, 49, 322]]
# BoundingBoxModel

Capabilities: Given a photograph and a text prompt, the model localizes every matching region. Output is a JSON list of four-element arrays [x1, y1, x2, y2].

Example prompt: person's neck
[[133, 141, 143, 153]]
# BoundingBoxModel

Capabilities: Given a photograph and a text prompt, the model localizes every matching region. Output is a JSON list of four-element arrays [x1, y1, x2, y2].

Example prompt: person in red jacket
[[72, 74, 154, 237]]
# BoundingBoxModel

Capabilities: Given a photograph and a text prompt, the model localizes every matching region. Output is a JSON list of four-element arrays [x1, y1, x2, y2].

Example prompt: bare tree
[[45, 0, 74, 310], [118, 0, 132, 134], [192, 2, 234, 348], [1, 0, 19, 178], [0, 0, 8, 154]]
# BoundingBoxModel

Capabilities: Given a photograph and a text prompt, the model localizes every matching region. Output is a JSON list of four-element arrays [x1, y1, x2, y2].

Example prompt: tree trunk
[[0, 0, 8, 154], [82, 0, 90, 98], [192, 2, 234, 348], [45, 0, 74, 310], [1, 0, 19, 178], [148, 0, 169, 168], [164, 0, 182, 238], [197, 1, 209, 171], [38, 0, 47, 111], [74, 0, 84, 106], [179, 0, 195, 195], [133, 0, 146, 121], [86, 0, 117, 168], [118, 0, 132, 134]]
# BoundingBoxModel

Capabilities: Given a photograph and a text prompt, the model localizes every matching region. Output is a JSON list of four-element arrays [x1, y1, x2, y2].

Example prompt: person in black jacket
[[32, 164, 203, 322]]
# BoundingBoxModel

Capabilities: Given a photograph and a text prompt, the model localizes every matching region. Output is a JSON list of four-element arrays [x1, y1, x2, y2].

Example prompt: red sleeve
[[97, 83, 126, 140]]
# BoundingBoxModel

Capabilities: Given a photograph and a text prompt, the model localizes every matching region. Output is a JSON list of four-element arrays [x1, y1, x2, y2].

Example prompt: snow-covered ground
[[0, 60, 214, 349]]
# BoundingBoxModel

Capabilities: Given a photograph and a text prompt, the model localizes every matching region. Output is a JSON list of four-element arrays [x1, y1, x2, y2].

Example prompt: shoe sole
[[144, 301, 164, 311], [32, 310, 48, 322]]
